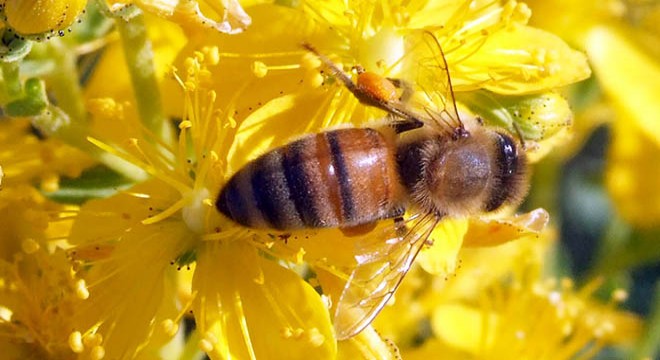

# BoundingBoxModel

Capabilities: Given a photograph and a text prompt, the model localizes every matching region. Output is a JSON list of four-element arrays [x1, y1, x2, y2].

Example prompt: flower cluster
[[0, 0, 653, 359]]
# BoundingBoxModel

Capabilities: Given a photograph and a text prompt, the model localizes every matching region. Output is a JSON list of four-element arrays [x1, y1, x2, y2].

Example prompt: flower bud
[[4, 0, 87, 36]]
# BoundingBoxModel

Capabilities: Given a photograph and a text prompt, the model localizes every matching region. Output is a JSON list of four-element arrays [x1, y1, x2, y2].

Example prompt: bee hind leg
[[390, 116, 424, 134], [340, 222, 378, 237]]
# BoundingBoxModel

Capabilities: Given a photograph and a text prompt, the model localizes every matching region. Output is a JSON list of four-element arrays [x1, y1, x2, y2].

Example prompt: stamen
[[251, 61, 301, 78], [69, 331, 84, 353], [161, 319, 179, 337], [87, 137, 190, 194], [75, 279, 90, 299], [162, 290, 197, 337], [141, 197, 188, 225], [611, 289, 628, 303], [90, 345, 106, 360], [199, 331, 218, 352], [21, 238, 40, 254], [234, 291, 258, 360], [217, 50, 302, 59], [178, 120, 192, 178], [83, 332, 103, 348]]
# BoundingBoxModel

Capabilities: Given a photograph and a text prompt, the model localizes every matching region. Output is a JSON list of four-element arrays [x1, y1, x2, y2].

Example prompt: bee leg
[[340, 222, 378, 237], [381, 77, 422, 133], [390, 116, 424, 134], [303, 43, 424, 132], [393, 216, 407, 237]]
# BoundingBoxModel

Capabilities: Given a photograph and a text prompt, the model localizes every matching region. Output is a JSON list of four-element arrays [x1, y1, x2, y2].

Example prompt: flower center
[[182, 187, 212, 234]]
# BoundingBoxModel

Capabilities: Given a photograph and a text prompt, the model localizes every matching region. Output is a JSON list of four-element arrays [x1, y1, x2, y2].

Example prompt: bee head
[[400, 129, 528, 217]]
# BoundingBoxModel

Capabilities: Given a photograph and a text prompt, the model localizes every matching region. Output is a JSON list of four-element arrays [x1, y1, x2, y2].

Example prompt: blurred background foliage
[[525, 0, 660, 357]]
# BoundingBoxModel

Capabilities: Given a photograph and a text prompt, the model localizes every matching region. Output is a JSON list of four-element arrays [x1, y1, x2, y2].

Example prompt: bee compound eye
[[496, 132, 518, 177]]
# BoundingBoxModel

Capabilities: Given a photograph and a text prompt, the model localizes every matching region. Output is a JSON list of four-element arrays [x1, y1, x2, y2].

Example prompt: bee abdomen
[[216, 128, 403, 230]]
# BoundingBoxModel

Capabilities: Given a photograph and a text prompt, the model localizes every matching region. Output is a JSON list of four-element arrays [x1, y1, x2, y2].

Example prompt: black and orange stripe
[[216, 128, 404, 230]]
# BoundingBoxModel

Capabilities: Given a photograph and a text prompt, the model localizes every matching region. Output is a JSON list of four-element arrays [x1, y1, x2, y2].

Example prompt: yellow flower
[[587, 26, 660, 227], [161, 0, 589, 348], [0, 118, 93, 192], [103, 0, 251, 34], [527, 0, 660, 227], [68, 48, 335, 359], [0, 185, 88, 359], [172, 0, 588, 179], [374, 230, 641, 359], [3, 0, 592, 358]]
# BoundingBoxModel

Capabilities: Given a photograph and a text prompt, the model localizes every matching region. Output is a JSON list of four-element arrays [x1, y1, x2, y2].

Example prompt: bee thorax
[[396, 133, 494, 216]]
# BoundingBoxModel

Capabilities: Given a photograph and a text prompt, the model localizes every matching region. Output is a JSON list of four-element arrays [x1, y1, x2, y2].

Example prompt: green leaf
[[44, 165, 135, 204], [5, 78, 48, 116], [592, 218, 660, 277]]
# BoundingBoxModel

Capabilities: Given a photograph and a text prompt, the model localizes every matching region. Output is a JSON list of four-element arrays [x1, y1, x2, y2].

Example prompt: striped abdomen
[[216, 128, 404, 230]]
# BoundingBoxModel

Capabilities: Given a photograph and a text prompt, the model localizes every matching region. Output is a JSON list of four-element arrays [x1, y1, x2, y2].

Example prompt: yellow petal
[[193, 240, 336, 359], [71, 220, 191, 359], [417, 218, 468, 276], [227, 94, 299, 172], [337, 326, 401, 360], [0, 119, 94, 188], [4, 0, 86, 35], [0, 185, 55, 259], [68, 180, 182, 248], [463, 208, 549, 247], [0, 248, 84, 358], [404, 338, 466, 360], [586, 25, 660, 146], [458, 26, 591, 94], [432, 303, 498, 355], [107, 0, 251, 34], [606, 108, 660, 227]]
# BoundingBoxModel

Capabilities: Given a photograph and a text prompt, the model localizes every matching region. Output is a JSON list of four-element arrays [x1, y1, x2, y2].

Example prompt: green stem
[[35, 39, 94, 154], [38, 40, 146, 180], [116, 13, 171, 142], [632, 281, 660, 360], [46, 39, 87, 122], [32, 105, 148, 182], [524, 155, 565, 277], [0, 61, 23, 104]]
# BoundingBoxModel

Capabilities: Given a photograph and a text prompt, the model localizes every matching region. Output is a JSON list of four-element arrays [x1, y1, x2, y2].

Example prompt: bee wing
[[401, 30, 465, 135], [333, 212, 440, 340]]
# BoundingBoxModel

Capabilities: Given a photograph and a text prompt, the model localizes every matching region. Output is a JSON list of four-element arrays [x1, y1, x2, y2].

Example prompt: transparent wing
[[333, 212, 440, 340], [400, 30, 466, 136]]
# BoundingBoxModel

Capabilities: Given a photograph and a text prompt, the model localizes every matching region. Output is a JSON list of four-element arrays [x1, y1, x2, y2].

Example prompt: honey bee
[[215, 31, 529, 340]]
